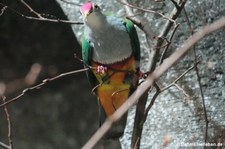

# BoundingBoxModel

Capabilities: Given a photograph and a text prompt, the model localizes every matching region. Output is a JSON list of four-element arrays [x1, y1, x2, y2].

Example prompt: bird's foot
[[138, 71, 147, 79], [96, 65, 107, 74]]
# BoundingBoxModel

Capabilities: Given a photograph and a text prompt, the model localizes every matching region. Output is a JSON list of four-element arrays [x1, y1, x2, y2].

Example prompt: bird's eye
[[94, 4, 99, 9]]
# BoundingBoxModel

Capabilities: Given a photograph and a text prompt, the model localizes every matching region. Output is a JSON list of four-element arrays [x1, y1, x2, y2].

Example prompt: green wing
[[124, 19, 140, 62], [81, 35, 96, 88], [81, 19, 140, 87]]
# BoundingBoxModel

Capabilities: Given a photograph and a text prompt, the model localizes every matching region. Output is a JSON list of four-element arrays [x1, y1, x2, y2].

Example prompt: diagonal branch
[[0, 57, 138, 109], [159, 23, 180, 64], [160, 59, 201, 92], [0, 68, 89, 108], [0, 142, 11, 149], [81, 16, 225, 149], [127, 0, 187, 148], [20, 0, 42, 18], [0, 4, 7, 16], [0, 2, 83, 24], [170, 0, 180, 10]]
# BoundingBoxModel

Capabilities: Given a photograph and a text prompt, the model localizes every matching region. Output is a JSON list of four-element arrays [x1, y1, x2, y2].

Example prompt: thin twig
[[148, 0, 186, 72], [2, 96, 13, 149], [118, 0, 155, 44], [0, 68, 89, 108], [117, 0, 175, 23], [160, 59, 200, 92], [183, 8, 194, 33], [183, 8, 208, 145], [111, 89, 129, 110], [142, 83, 160, 123], [0, 4, 7, 16], [174, 83, 190, 99], [0, 3, 83, 24], [160, 23, 180, 64], [74, 53, 91, 69], [194, 45, 208, 146], [74, 53, 135, 74], [0, 142, 10, 149], [20, 0, 42, 18]]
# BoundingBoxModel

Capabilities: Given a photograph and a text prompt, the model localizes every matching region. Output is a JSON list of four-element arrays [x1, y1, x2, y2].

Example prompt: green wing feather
[[124, 19, 140, 62], [81, 35, 96, 88], [81, 19, 140, 88]]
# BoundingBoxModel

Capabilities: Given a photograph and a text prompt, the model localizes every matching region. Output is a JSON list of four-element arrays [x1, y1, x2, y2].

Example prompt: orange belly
[[91, 56, 137, 116]]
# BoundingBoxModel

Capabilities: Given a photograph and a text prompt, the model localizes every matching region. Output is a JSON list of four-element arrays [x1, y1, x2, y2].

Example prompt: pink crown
[[80, 2, 93, 13]]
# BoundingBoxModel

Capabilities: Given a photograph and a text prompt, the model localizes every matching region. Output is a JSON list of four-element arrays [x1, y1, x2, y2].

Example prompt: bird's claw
[[138, 71, 147, 79], [96, 65, 107, 74]]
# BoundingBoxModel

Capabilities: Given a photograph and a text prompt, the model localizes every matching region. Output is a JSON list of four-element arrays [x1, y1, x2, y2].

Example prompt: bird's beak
[[83, 11, 91, 18]]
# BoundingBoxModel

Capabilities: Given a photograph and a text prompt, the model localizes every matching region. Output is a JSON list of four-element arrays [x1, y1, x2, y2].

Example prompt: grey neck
[[84, 12, 132, 64]]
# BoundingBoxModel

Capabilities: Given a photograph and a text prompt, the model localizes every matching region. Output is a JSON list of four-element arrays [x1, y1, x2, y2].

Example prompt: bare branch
[[170, 0, 180, 10], [143, 83, 160, 123], [161, 59, 200, 92], [132, 58, 199, 147], [0, 68, 89, 108], [119, 0, 155, 42], [20, 0, 42, 18], [159, 23, 180, 64], [117, 0, 175, 22], [0, 51, 139, 109], [81, 16, 225, 149], [174, 83, 190, 99], [194, 52, 209, 147], [0, 2, 83, 24], [127, 0, 186, 148], [0, 4, 7, 16], [0, 142, 11, 149], [148, 0, 187, 72], [2, 96, 13, 149], [183, 8, 209, 145]]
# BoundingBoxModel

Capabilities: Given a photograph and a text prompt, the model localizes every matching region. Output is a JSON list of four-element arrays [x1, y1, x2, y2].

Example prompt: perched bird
[[80, 1, 140, 139]]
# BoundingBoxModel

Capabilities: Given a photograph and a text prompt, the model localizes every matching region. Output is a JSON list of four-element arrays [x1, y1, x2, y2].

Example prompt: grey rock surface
[[57, 0, 225, 148]]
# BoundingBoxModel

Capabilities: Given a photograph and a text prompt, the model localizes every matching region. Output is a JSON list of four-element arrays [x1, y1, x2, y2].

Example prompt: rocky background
[[0, 0, 225, 149]]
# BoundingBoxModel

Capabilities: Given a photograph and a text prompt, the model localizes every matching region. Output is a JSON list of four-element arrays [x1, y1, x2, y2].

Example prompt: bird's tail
[[98, 99, 127, 139]]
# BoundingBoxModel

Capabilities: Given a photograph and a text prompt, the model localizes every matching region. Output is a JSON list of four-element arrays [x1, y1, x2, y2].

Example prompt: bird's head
[[80, 1, 106, 29], [80, 2, 96, 17]]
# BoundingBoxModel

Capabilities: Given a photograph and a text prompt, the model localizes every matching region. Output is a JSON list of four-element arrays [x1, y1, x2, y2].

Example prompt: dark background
[[0, 0, 98, 148]]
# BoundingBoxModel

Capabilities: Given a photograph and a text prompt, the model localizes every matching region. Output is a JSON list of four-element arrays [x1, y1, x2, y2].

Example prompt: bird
[[80, 1, 140, 139]]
